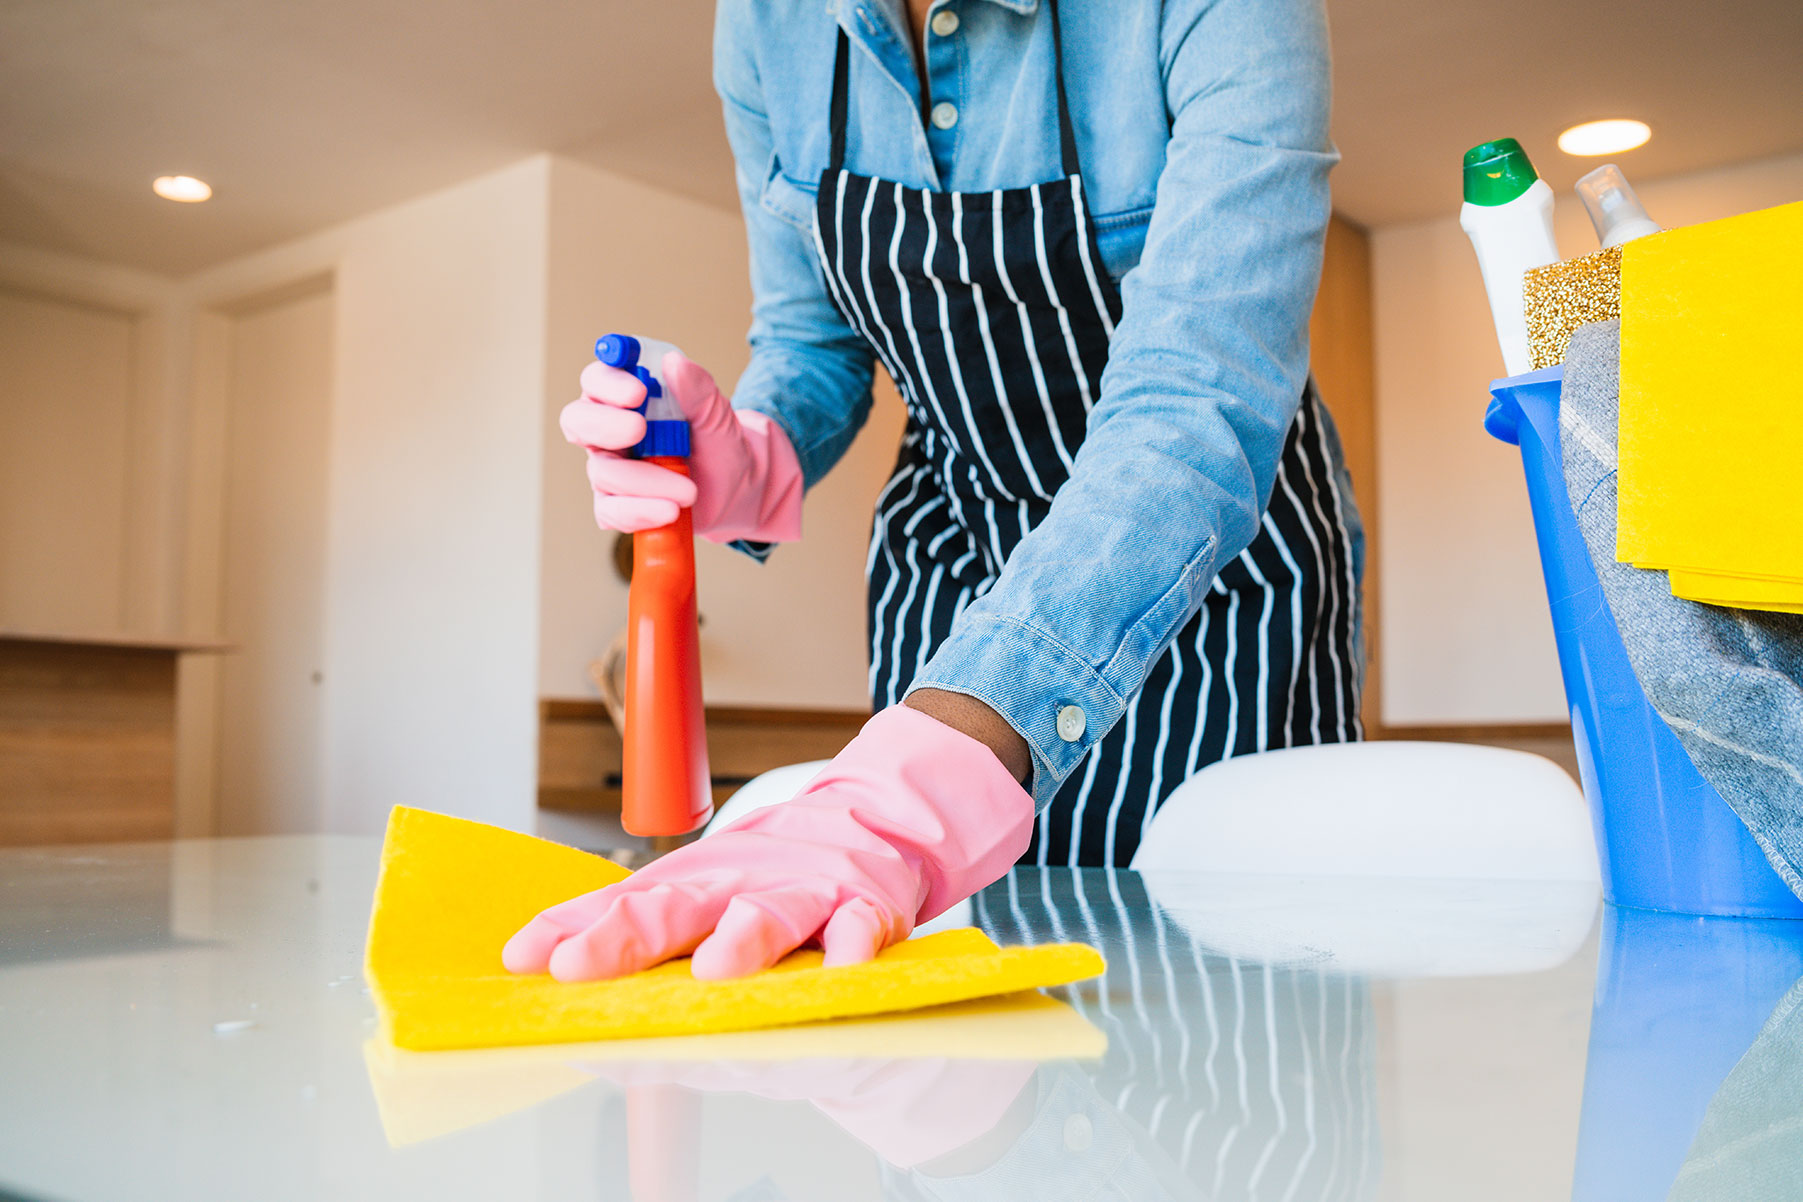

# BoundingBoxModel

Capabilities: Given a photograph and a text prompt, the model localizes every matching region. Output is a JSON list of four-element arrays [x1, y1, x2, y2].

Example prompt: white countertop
[[2, 836, 1800, 1201]]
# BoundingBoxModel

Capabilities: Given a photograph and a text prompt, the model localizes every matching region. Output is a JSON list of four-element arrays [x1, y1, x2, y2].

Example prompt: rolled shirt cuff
[[906, 613, 1129, 809]]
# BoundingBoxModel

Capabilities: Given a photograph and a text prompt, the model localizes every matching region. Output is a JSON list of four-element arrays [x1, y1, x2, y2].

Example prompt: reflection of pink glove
[[588, 1058, 1039, 1169], [503, 705, 1034, 981], [560, 350, 803, 542]]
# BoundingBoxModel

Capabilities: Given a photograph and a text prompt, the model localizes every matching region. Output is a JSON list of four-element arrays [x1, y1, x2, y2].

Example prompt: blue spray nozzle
[[595, 333, 639, 370], [595, 332, 660, 398], [594, 332, 686, 457]]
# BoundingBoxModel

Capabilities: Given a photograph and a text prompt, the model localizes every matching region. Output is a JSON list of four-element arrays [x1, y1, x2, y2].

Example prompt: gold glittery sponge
[[1524, 244, 1623, 369]]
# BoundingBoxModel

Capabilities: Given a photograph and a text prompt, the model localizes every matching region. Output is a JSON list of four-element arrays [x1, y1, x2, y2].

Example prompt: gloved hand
[[502, 705, 1035, 981], [561, 349, 804, 543]]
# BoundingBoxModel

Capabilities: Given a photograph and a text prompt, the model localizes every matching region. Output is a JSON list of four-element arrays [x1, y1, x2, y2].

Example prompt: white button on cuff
[[1056, 705, 1086, 742], [930, 8, 960, 35], [1063, 1112, 1093, 1153], [930, 102, 959, 130]]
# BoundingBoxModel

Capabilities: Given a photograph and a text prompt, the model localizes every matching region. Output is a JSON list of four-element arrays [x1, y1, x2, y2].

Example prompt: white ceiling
[[3, 0, 1799, 275]]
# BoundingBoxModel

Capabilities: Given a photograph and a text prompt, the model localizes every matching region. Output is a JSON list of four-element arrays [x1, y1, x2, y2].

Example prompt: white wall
[[536, 157, 904, 712], [181, 157, 553, 835], [1372, 150, 1803, 726]]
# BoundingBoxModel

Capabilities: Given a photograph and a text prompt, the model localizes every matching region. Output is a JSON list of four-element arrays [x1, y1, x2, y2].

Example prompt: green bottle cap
[[1463, 138, 1540, 206]]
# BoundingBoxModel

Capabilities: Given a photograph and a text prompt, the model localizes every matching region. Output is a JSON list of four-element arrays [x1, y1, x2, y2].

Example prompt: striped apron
[[813, 0, 1362, 868]]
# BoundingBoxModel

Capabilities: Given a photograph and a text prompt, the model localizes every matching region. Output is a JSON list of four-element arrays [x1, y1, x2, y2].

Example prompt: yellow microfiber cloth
[[1617, 199, 1803, 612], [365, 806, 1105, 1051]]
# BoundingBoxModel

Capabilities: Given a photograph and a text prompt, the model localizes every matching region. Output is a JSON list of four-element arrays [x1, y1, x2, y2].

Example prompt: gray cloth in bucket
[[1560, 318, 1803, 900]]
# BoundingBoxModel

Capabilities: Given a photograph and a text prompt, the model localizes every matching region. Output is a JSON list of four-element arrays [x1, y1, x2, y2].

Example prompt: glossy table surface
[[3, 836, 1801, 1201]]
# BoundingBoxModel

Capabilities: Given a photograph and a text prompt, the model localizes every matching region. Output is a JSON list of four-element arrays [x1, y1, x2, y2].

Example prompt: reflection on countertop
[[2, 838, 1802, 1200]]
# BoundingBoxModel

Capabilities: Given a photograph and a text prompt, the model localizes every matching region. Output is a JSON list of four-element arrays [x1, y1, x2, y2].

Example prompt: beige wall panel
[[0, 289, 135, 631]]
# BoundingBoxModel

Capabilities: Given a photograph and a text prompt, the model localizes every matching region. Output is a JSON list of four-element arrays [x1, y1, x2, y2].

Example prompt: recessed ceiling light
[[152, 175, 213, 202], [1557, 119, 1651, 157]]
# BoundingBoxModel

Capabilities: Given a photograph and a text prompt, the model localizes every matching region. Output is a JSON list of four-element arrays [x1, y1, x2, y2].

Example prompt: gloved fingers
[[690, 888, 836, 981], [819, 896, 898, 968], [578, 360, 650, 409], [585, 454, 699, 507], [593, 493, 681, 533], [561, 397, 646, 452], [547, 880, 730, 982], [501, 884, 620, 974], [659, 350, 734, 434]]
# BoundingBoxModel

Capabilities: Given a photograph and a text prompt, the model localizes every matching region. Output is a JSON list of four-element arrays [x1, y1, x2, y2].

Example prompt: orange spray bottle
[[595, 333, 713, 837]]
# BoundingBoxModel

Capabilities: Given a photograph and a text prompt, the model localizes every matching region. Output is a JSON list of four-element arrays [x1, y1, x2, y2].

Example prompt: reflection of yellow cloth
[[365, 807, 1105, 1051], [1618, 199, 1803, 613], [364, 990, 1106, 1146]]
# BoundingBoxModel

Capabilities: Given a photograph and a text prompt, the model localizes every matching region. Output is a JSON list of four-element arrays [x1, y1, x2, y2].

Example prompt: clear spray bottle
[[1575, 164, 1662, 249]]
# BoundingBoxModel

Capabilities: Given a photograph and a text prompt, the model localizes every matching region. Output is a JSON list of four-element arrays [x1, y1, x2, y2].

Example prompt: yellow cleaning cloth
[[1666, 569, 1803, 615], [1618, 199, 1803, 612], [363, 990, 1106, 1146], [365, 806, 1105, 1051]]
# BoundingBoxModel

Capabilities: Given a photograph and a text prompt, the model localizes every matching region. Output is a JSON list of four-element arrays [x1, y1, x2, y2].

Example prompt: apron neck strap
[[828, 29, 851, 174], [826, 0, 1081, 178]]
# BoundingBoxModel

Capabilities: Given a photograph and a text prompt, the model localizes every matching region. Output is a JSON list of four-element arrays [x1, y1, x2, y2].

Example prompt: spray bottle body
[[623, 458, 712, 836], [596, 333, 713, 837]]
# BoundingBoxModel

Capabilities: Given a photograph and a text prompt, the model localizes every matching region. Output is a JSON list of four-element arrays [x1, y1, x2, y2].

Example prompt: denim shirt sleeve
[[909, 0, 1337, 805], [713, 0, 877, 494]]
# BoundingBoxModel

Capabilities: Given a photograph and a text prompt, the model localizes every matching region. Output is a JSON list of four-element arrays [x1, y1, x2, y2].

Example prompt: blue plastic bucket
[[1485, 368, 1803, 918]]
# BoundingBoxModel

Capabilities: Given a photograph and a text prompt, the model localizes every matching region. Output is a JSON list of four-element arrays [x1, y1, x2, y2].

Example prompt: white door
[[215, 287, 334, 835]]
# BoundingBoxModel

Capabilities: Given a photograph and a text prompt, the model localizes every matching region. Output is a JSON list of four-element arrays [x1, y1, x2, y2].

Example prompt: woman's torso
[[725, 0, 1174, 284]]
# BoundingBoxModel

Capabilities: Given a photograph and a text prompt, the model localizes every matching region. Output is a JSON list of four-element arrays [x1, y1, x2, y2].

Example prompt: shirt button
[[930, 102, 959, 130], [1056, 705, 1086, 742], [930, 8, 960, 36], [1063, 1112, 1093, 1153]]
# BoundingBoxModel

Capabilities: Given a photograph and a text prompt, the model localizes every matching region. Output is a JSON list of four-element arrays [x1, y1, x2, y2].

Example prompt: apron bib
[[813, 0, 1361, 867]]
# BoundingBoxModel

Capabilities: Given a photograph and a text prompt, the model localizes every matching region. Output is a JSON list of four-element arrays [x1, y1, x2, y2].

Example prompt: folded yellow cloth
[[1666, 568, 1803, 614], [365, 806, 1105, 1051], [1618, 199, 1803, 612]]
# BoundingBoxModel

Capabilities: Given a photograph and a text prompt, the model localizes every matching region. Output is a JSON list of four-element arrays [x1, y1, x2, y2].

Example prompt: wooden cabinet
[[0, 631, 229, 845]]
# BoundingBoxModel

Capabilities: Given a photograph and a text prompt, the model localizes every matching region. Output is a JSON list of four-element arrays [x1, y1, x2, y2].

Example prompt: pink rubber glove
[[561, 349, 804, 542], [502, 705, 1035, 981]]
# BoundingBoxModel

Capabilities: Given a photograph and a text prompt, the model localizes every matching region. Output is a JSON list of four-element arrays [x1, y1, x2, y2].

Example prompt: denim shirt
[[715, 0, 1336, 804]]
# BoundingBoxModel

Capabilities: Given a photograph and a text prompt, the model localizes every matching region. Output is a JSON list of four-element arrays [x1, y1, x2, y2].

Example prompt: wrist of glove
[[502, 704, 1035, 981], [562, 349, 803, 543]]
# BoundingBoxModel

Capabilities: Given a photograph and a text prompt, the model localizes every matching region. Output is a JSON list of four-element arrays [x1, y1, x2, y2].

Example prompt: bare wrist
[[902, 689, 1034, 786]]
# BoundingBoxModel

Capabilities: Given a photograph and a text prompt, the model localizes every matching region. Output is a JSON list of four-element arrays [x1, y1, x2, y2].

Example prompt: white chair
[[705, 761, 831, 833], [1131, 740, 1597, 880], [1130, 741, 1601, 976], [704, 760, 974, 935]]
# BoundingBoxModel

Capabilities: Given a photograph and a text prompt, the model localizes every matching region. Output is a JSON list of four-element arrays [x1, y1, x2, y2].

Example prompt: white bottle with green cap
[[1460, 138, 1558, 376]]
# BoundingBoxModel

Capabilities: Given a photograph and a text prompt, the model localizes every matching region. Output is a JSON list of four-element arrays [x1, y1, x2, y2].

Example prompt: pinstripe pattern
[[815, 19, 1360, 869], [974, 869, 1380, 1199]]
